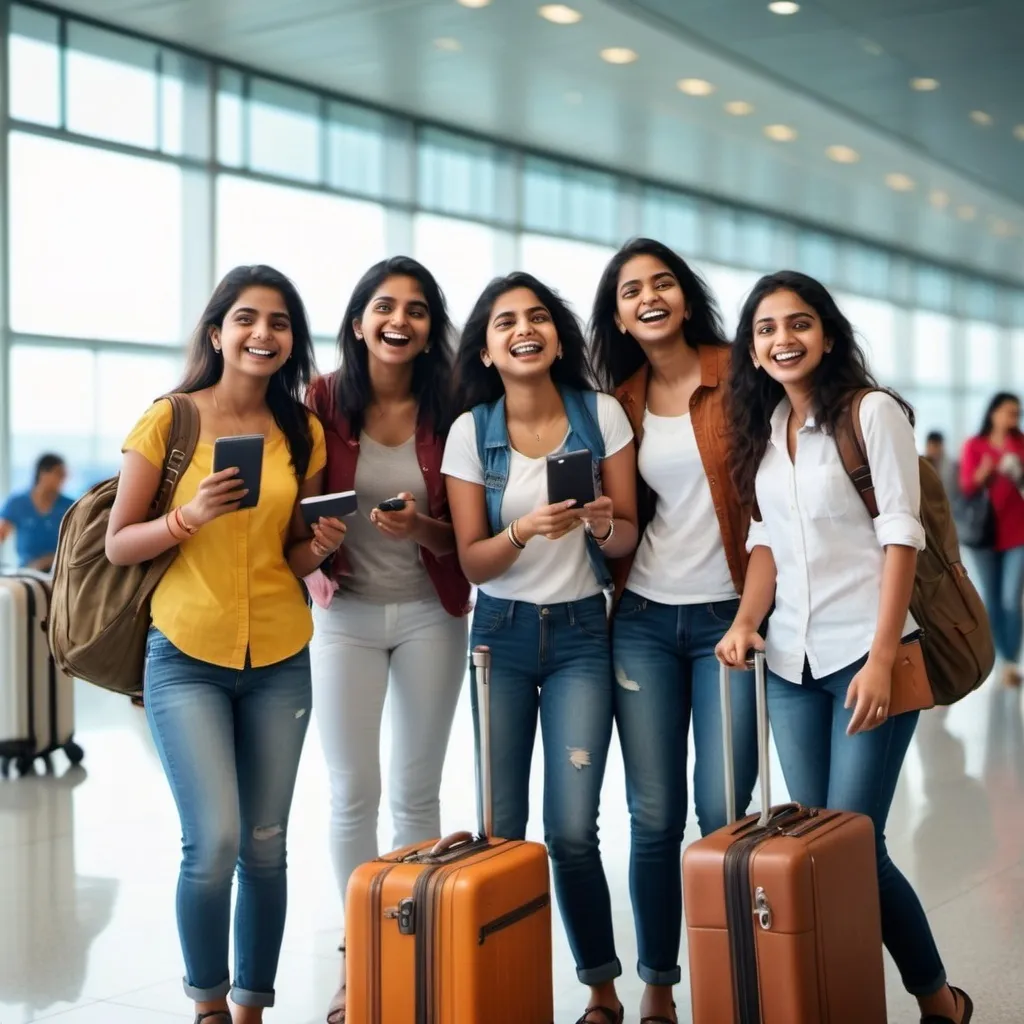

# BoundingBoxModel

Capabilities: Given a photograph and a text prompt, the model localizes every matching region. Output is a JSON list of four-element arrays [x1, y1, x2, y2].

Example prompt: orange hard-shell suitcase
[[345, 646, 554, 1024], [682, 653, 888, 1024]]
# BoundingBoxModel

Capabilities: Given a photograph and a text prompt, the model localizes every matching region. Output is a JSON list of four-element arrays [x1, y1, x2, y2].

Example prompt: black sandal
[[922, 986, 974, 1024], [194, 1013, 231, 1024], [575, 1007, 624, 1024]]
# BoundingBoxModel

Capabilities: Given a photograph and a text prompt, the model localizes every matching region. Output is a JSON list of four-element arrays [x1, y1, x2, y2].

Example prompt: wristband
[[587, 519, 615, 547], [165, 512, 189, 542], [175, 506, 199, 536]]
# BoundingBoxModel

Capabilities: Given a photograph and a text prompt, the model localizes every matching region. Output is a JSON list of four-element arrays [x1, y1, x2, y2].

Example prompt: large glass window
[[414, 214, 499, 326], [216, 175, 386, 338], [418, 128, 501, 222], [703, 264, 760, 338], [522, 158, 618, 245], [964, 322, 1002, 391], [10, 5, 61, 128], [66, 23, 159, 148], [249, 78, 321, 183], [911, 311, 955, 387], [518, 235, 616, 326], [9, 133, 184, 343], [837, 293, 900, 385], [329, 101, 387, 198], [643, 189, 701, 256], [9, 346, 96, 495]]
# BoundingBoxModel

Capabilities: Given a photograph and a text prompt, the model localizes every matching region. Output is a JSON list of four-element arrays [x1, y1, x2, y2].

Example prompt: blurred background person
[[0, 453, 72, 572]]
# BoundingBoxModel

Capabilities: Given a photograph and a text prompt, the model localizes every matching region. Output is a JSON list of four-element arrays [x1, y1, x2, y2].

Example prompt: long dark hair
[[591, 237, 728, 390], [729, 270, 913, 504], [330, 256, 455, 437], [978, 392, 1022, 437], [177, 264, 316, 481], [454, 272, 595, 413]]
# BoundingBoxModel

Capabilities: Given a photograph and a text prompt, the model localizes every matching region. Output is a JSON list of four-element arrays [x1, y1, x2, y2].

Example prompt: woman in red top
[[960, 391, 1024, 686]]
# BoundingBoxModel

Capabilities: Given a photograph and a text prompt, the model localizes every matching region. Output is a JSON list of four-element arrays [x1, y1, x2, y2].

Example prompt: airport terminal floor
[[1, 652, 1023, 1024]]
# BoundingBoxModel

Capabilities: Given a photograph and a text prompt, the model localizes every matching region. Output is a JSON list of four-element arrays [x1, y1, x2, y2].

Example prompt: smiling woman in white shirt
[[716, 271, 973, 1024], [443, 271, 637, 1024]]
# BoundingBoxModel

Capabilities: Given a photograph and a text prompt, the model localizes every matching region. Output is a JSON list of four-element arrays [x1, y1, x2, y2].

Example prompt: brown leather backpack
[[48, 394, 200, 696], [836, 389, 995, 704]]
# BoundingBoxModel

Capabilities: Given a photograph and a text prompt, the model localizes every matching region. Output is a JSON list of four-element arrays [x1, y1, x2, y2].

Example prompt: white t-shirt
[[627, 409, 736, 604], [442, 392, 633, 604]]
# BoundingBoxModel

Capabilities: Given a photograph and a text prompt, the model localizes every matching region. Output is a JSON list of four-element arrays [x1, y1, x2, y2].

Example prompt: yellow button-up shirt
[[123, 398, 327, 669]]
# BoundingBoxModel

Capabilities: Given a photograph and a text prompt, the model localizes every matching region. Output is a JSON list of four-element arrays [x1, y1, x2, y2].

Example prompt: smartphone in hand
[[546, 448, 595, 508], [299, 491, 359, 528], [212, 435, 264, 510]]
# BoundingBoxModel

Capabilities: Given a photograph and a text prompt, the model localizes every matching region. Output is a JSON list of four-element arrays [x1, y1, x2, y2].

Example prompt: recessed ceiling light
[[724, 100, 754, 116], [434, 36, 462, 51], [826, 144, 860, 164], [885, 172, 915, 192], [910, 77, 940, 91], [600, 47, 638, 64], [929, 188, 950, 208], [763, 124, 797, 142], [768, 1, 800, 13], [956, 204, 977, 221], [970, 110, 993, 126], [457, 0, 491, 7], [539, 4, 582, 24], [564, 90, 584, 105], [1015, 124, 1024, 141], [991, 218, 1014, 238], [678, 78, 715, 97]]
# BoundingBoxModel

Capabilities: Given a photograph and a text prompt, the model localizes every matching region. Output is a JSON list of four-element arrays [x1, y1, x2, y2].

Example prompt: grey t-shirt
[[339, 432, 435, 604]]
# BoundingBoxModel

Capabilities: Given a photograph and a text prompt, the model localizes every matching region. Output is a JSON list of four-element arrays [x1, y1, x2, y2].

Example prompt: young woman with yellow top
[[106, 265, 345, 1024]]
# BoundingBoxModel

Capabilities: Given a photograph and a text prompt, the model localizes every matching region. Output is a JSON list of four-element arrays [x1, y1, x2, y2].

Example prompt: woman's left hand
[[581, 495, 614, 541], [371, 492, 419, 541], [844, 657, 893, 735]]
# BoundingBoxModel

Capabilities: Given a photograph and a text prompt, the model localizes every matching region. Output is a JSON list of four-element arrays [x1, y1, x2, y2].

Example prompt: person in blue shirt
[[0, 453, 73, 571]]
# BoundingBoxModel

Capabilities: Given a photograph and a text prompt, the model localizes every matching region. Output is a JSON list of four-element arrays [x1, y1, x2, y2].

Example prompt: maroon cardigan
[[307, 374, 471, 618]]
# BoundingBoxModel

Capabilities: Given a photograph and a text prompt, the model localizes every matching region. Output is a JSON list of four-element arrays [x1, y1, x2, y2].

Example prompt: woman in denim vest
[[443, 272, 637, 1024]]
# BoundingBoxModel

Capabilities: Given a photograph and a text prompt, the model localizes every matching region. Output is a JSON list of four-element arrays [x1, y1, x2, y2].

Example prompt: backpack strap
[[149, 393, 201, 517], [835, 388, 880, 520]]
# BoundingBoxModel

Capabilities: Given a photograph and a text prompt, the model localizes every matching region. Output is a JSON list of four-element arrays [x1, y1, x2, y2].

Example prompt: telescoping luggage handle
[[721, 650, 771, 828]]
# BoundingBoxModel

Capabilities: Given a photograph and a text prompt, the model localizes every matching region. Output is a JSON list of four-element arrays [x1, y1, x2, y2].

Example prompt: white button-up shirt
[[747, 392, 926, 684]]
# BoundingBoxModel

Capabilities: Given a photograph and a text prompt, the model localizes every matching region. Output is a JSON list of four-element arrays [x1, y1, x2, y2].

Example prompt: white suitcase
[[0, 573, 83, 777]]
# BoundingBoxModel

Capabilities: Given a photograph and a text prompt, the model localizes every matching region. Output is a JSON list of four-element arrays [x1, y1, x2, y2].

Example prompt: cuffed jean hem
[[577, 957, 623, 986], [904, 969, 948, 999], [182, 976, 230, 1002], [637, 961, 681, 986]]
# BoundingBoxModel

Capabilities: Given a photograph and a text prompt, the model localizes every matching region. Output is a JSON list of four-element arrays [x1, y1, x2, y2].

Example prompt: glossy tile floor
[[2, 665, 1023, 1023]]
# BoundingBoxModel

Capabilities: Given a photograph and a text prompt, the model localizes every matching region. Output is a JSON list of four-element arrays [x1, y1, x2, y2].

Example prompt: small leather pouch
[[889, 633, 935, 716]]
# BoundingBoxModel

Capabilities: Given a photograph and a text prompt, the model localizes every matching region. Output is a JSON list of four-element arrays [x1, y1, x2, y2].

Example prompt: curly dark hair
[[454, 272, 594, 413], [729, 270, 913, 505], [590, 237, 728, 391], [329, 256, 455, 437]]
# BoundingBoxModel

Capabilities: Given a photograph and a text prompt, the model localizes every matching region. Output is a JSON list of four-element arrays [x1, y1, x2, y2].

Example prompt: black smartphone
[[377, 497, 407, 513], [546, 448, 595, 508], [212, 434, 264, 511], [299, 490, 359, 528]]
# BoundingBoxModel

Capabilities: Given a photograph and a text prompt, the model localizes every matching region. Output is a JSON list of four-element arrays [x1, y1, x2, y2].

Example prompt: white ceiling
[[39, 0, 1024, 285]]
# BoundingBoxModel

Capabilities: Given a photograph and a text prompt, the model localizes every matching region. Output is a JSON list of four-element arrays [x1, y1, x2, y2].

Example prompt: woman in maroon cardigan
[[959, 391, 1024, 687], [305, 256, 470, 1024]]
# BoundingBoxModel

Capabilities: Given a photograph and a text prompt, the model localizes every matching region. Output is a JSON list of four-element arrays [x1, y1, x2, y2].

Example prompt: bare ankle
[[640, 983, 677, 1021]]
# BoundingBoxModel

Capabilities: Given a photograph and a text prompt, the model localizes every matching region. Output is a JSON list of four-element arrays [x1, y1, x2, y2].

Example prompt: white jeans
[[311, 594, 468, 907]]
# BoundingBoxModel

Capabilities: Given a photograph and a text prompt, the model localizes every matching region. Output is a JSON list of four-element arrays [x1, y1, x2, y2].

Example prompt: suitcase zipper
[[369, 865, 395, 1024], [478, 892, 550, 945], [414, 865, 441, 1024], [725, 833, 763, 1024]]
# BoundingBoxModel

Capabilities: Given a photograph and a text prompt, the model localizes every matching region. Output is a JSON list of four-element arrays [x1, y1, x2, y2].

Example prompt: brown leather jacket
[[609, 344, 750, 601]]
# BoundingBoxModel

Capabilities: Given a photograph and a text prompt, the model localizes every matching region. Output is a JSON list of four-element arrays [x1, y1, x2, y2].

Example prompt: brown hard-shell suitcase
[[345, 646, 555, 1024], [682, 652, 888, 1023]]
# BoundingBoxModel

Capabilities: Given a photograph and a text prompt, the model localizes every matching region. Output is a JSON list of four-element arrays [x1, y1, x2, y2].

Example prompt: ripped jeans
[[144, 627, 312, 1008], [469, 591, 621, 985]]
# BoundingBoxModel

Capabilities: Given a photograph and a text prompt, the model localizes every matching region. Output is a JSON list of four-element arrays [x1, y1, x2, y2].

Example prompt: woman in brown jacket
[[590, 238, 757, 1024]]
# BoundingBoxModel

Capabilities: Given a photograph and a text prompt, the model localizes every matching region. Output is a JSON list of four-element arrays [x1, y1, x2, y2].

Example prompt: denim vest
[[471, 387, 612, 590]]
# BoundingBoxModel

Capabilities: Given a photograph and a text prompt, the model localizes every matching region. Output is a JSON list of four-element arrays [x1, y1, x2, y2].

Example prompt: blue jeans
[[972, 544, 1024, 662], [144, 628, 312, 1008], [767, 656, 947, 997], [470, 591, 621, 985], [611, 592, 758, 986]]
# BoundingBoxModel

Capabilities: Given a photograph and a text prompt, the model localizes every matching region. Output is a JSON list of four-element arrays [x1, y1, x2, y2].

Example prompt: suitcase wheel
[[0, 757, 9, 779], [64, 741, 84, 767], [14, 755, 36, 778]]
